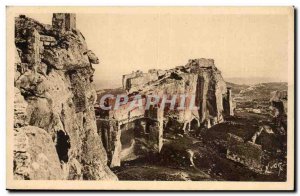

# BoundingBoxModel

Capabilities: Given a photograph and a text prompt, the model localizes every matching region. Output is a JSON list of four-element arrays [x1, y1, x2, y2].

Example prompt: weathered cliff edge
[[13, 14, 117, 180]]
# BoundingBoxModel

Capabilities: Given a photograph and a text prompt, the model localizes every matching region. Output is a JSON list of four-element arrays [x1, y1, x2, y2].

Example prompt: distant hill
[[226, 82, 249, 95], [225, 77, 287, 85], [95, 82, 288, 104], [226, 81, 288, 103], [238, 82, 288, 101], [96, 87, 126, 102], [226, 82, 288, 111]]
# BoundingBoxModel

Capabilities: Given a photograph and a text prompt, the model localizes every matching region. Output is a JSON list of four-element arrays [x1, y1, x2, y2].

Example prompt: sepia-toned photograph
[[6, 6, 294, 190]]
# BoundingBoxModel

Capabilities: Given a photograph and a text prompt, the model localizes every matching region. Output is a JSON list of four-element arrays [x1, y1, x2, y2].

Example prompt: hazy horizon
[[24, 10, 289, 90], [94, 76, 288, 90]]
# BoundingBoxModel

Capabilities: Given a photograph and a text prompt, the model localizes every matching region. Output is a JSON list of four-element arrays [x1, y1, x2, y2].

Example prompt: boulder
[[14, 126, 63, 180], [86, 50, 99, 64]]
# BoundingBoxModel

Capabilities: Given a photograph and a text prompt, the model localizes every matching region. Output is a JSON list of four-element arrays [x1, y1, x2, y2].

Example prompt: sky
[[25, 10, 289, 89]]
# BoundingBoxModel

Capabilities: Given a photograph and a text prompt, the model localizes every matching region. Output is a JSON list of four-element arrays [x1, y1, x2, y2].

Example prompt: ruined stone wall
[[14, 14, 116, 180], [122, 58, 230, 128], [96, 98, 163, 167], [123, 69, 166, 92]]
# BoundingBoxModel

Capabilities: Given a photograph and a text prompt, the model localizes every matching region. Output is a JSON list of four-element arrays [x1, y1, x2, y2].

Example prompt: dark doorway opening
[[55, 130, 71, 163]]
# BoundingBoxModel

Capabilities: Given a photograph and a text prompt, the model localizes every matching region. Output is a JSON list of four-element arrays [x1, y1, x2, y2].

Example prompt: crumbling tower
[[26, 28, 41, 72], [52, 13, 76, 32]]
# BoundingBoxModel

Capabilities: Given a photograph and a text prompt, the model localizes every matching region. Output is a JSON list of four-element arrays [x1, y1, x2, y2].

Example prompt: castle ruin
[[96, 58, 234, 167]]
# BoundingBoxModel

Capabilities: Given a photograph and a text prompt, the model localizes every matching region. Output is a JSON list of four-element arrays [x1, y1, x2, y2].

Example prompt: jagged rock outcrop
[[270, 90, 287, 133], [270, 90, 287, 115], [13, 14, 117, 180]]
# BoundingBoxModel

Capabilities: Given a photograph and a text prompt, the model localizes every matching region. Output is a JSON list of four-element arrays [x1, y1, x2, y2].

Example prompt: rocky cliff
[[13, 14, 117, 180]]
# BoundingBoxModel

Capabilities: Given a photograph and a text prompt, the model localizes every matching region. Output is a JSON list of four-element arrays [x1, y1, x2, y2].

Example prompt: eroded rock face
[[14, 14, 117, 180], [14, 87, 28, 127]]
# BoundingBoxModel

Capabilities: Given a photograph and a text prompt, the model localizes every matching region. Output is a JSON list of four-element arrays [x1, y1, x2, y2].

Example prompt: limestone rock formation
[[14, 14, 117, 180]]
